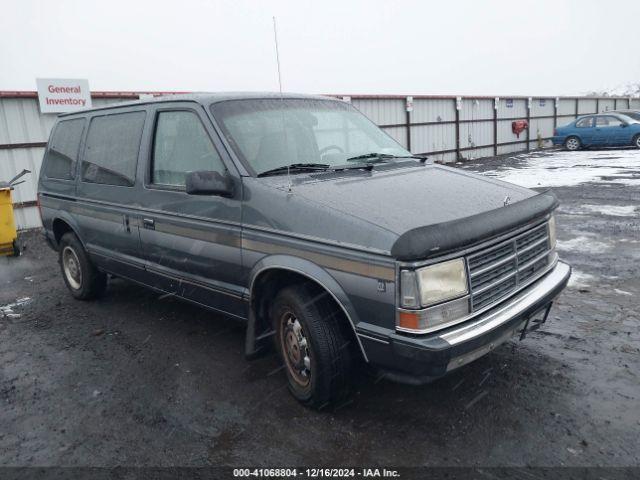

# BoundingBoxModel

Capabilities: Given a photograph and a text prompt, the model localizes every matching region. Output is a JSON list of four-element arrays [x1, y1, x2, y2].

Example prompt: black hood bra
[[391, 190, 559, 261]]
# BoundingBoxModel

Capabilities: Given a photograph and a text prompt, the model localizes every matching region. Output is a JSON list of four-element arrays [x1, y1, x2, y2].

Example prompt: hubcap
[[62, 246, 82, 290], [566, 138, 579, 150], [279, 312, 311, 387]]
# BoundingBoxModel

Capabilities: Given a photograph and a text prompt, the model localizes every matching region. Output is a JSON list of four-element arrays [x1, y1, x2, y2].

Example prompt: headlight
[[397, 258, 470, 333], [399, 258, 468, 309], [548, 214, 557, 248], [416, 258, 468, 306]]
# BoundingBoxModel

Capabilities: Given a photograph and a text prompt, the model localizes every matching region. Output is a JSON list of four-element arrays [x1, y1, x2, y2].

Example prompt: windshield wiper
[[345, 152, 395, 163], [257, 163, 330, 177], [345, 153, 429, 163]]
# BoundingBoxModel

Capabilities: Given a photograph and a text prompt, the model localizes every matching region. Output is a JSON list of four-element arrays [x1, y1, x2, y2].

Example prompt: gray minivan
[[38, 93, 571, 408]]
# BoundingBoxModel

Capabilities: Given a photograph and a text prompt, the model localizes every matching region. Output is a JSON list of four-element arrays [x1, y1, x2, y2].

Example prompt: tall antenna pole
[[273, 16, 283, 95], [272, 16, 292, 192]]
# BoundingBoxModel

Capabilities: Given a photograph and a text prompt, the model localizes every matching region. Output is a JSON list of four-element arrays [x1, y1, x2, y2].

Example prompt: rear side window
[[575, 117, 593, 128], [151, 110, 225, 187], [595, 116, 624, 128], [44, 118, 85, 179], [82, 111, 146, 186]]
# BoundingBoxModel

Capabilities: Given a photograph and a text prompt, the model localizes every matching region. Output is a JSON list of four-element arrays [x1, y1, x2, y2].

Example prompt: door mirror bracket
[[185, 171, 234, 197]]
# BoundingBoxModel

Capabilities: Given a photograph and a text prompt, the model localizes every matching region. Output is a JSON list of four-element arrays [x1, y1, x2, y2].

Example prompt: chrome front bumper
[[362, 261, 572, 385]]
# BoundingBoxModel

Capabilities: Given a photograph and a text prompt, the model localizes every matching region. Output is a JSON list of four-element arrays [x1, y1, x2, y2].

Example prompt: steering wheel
[[319, 145, 345, 156]]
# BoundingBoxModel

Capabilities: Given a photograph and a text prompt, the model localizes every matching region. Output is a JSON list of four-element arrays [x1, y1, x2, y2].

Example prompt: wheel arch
[[245, 255, 368, 362], [51, 213, 85, 251]]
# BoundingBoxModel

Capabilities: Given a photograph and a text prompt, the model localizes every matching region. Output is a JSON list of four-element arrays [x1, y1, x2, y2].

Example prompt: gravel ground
[[1, 149, 639, 468]]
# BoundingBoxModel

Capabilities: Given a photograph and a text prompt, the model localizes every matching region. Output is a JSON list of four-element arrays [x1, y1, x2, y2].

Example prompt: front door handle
[[142, 218, 155, 230]]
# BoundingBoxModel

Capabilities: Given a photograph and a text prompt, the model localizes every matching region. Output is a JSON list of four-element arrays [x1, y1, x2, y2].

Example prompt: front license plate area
[[519, 303, 552, 341]]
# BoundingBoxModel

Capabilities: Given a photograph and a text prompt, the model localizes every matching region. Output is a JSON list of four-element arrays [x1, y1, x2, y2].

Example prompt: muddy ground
[[1, 149, 638, 467]]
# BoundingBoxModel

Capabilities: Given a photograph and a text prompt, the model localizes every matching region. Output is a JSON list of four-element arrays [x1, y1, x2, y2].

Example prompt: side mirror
[[185, 171, 234, 197], [621, 123, 628, 128]]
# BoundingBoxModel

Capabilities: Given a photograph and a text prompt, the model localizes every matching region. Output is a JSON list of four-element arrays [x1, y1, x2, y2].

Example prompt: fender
[[49, 210, 87, 251], [245, 254, 369, 362]]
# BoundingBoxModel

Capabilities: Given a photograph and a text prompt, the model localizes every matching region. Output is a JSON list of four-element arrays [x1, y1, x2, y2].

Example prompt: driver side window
[[152, 110, 225, 187]]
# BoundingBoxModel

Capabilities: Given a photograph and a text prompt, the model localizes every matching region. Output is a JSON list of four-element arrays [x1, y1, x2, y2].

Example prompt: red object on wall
[[512, 120, 528, 138]]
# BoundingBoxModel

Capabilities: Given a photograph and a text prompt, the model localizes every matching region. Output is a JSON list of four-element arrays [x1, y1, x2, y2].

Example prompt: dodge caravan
[[38, 93, 571, 408]]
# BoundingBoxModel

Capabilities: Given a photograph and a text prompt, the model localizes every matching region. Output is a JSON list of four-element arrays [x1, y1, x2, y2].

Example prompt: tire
[[272, 284, 354, 409], [11, 240, 20, 257], [633, 134, 640, 149], [58, 232, 107, 300], [564, 136, 581, 151]]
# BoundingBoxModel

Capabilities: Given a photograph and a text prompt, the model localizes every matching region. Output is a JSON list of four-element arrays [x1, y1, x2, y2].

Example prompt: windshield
[[210, 98, 410, 175]]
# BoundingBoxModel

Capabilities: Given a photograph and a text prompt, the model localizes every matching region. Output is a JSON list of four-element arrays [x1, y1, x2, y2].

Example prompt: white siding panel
[[13, 206, 42, 230], [498, 98, 527, 119], [461, 146, 493, 161], [460, 99, 493, 121], [351, 98, 405, 125], [460, 120, 493, 149], [411, 98, 455, 123], [599, 99, 615, 112], [578, 98, 597, 115], [531, 98, 554, 117], [497, 142, 528, 155], [558, 99, 577, 116], [410, 124, 456, 154]]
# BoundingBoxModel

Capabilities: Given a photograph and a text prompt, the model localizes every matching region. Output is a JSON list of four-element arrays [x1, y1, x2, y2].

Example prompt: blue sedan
[[552, 113, 640, 150]]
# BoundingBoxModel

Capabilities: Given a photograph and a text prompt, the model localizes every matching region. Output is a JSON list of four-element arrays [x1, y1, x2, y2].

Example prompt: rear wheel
[[272, 285, 354, 409], [59, 232, 107, 300], [564, 136, 581, 151], [633, 134, 640, 149]]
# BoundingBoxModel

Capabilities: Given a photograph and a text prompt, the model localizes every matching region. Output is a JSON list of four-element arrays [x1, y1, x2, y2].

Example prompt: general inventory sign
[[36, 78, 92, 113]]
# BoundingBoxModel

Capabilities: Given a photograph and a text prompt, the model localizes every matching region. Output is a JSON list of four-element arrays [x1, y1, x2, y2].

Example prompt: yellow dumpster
[[1, 169, 31, 257]]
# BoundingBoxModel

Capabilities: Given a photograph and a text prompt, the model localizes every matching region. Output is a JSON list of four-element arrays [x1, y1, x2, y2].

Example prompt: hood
[[244, 162, 553, 258]]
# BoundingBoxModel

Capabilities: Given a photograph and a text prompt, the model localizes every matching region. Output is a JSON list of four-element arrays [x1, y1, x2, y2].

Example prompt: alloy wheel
[[565, 138, 580, 151]]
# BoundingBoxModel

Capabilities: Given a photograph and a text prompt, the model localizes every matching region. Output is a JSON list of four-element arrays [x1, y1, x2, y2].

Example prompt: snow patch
[[614, 289, 633, 296], [556, 236, 611, 255], [562, 204, 639, 217], [482, 149, 640, 188], [0, 297, 32, 319], [568, 271, 595, 289]]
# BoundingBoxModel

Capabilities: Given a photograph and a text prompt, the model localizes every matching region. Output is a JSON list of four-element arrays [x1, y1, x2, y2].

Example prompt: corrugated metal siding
[[599, 99, 615, 112], [411, 98, 455, 123], [460, 119, 493, 149], [530, 98, 554, 117], [558, 98, 577, 116], [410, 124, 455, 154], [498, 98, 527, 119], [0, 98, 56, 144], [529, 117, 555, 139], [497, 141, 528, 155], [460, 99, 493, 122], [578, 98, 597, 115], [351, 98, 405, 125], [631, 98, 640, 109]]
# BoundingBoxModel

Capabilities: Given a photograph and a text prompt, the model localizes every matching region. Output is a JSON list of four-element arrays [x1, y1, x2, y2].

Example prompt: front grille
[[467, 222, 553, 311]]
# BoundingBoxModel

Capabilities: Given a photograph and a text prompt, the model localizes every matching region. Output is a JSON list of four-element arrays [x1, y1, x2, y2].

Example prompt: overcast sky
[[1, 0, 638, 96]]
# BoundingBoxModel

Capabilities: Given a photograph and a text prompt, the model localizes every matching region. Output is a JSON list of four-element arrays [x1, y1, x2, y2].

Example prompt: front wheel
[[59, 232, 107, 300], [564, 136, 581, 151], [272, 285, 354, 409], [633, 134, 640, 149]]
